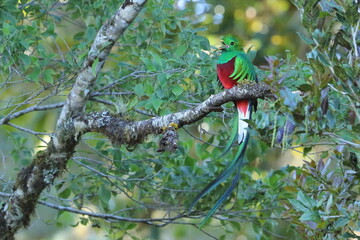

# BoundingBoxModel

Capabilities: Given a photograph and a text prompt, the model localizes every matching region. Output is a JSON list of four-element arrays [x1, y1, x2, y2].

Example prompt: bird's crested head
[[220, 35, 243, 51]]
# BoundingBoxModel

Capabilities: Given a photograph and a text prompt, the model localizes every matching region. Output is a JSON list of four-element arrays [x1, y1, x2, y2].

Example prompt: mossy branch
[[79, 82, 273, 147]]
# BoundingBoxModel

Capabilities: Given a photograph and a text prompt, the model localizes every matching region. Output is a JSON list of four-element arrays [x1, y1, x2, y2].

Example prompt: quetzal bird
[[188, 35, 257, 226]]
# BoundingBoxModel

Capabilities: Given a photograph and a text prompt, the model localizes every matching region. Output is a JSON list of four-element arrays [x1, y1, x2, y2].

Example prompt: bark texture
[[79, 82, 272, 147], [0, 1, 147, 239]]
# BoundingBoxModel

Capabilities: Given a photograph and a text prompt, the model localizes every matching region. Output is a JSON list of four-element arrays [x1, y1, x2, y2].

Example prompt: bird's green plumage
[[217, 51, 239, 64], [217, 35, 256, 82], [231, 55, 256, 80], [199, 132, 249, 227], [188, 35, 257, 227]]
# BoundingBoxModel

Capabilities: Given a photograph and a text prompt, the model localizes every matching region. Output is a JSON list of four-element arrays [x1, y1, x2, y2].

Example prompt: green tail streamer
[[188, 133, 250, 226], [215, 113, 239, 160]]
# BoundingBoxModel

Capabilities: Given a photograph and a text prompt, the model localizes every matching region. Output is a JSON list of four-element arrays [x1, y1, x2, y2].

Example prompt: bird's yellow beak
[[216, 46, 227, 51], [216, 41, 228, 51]]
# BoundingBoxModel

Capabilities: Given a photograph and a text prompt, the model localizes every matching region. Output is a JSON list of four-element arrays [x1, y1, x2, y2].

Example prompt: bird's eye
[[230, 42, 235, 45]]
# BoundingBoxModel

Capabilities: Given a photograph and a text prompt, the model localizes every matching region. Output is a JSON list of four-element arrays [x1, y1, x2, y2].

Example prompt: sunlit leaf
[[174, 45, 187, 58]]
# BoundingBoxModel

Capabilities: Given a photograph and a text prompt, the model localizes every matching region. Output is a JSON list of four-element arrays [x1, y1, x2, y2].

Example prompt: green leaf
[[334, 217, 350, 228], [199, 36, 210, 50], [59, 188, 71, 199], [172, 85, 183, 96], [342, 232, 360, 239], [299, 211, 320, 222], [140, 57, 156, 71], [95, 140, 105, 150], [280, 87, 301, 110], [130, 163, 140, 172], [29, 67, 41, 81], [144, 82, 154, 95], [297, 191, 316, 209], [319, 0, 342, 12], [229, 221, 241, 231], [157, 73, 167, 85], [2, 22, 11, 35], [92, 58, 99, 75], [309, 58, 324, 74], [127, 98, 138, 109], [85, 26, 96, 43], [297, 32, 315, 45], [152, 98, 162, 111], [303, 146, 312, 156], [184, 156, 196, 168], [43, 23, 56, 37], [112, 150, 122, 170], [43, 69, 55, 83], [174, 45, 187, 58], [98, 185, 111, 204], [20, 53, 30, 68], [112, 148, 122, 160], [149, 52, 163, 70], [325, 194, 333, 213], [126, 223, 137, 230], [134, 83, 144, 96], [37, 43, 47, 58], [317, 51, 330, 66], [289, 199, 309, 213]]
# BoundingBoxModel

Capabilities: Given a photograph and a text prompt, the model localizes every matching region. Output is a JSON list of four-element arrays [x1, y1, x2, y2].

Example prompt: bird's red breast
[[216, 57, 237, 89], [217, 57, 249, 115]]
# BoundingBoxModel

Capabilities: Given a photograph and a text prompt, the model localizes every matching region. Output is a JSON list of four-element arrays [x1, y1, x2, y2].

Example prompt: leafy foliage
[[0, 0, 359, 239], [254, 0, 360, 238]]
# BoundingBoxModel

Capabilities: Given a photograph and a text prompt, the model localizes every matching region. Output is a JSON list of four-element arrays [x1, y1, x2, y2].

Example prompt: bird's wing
[[229, 53, 255, 81]]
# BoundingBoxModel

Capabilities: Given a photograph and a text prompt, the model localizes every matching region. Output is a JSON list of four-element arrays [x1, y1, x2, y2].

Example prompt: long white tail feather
[[237, 106, 251, 144]]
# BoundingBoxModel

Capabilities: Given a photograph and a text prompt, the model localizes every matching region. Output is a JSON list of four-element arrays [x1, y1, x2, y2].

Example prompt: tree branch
[[56, 0, 147, 125], [0, 191, 189, 226], [0, 102, 65, 125], [80, 82, 272, 146], [0, 1, 147, 239]]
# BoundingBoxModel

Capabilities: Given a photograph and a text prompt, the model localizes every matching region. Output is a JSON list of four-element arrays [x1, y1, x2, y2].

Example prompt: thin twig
[[0, 102, 65, 125], [6, 123, 50, 142]]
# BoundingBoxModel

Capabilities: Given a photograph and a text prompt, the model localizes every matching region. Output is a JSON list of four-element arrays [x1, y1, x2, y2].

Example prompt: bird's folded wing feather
[[229, 54, 255, 81]]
